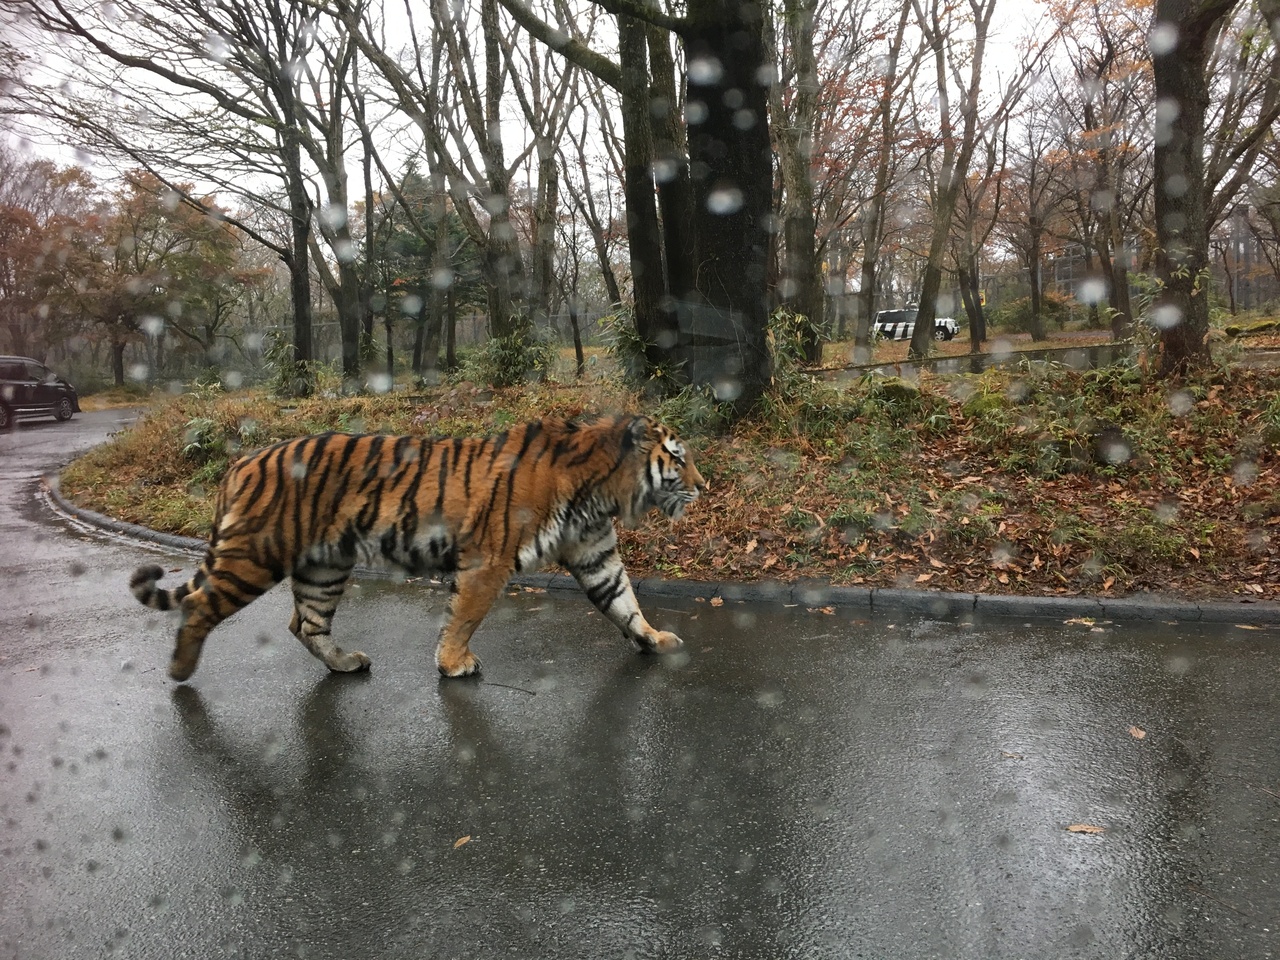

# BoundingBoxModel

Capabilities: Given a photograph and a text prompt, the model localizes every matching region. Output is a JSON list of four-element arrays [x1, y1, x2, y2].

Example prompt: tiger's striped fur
[[130, 414, 705, 680]]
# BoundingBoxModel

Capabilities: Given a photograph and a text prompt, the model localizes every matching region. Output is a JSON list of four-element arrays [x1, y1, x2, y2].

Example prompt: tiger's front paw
[[634, 629, 683, 654], [437, 648, 482, 678]]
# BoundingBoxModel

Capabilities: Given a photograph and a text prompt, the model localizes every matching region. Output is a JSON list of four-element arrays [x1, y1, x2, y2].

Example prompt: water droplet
[[1167, 389, 1193, 415], [651, 158, 677, 183], [688, 56, 723, 85], [1151, 305, 1182, 330], [686, 100, 708, 125], [1148, 23, 1179, 56], [1233, 460, 1257, 486], [1078, 278, 1107, 304], [707, 186, 743, 215], [317, 205, 347, 231], [400, 294, 423, 316], [712, 376, 742, 401]]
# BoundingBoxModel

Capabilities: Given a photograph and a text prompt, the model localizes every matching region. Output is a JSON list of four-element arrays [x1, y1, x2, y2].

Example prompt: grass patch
[[59, 355, 1280, 601]]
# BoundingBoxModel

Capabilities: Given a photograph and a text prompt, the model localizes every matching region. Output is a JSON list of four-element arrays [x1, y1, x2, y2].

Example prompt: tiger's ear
[[623, 415, 652, 451]]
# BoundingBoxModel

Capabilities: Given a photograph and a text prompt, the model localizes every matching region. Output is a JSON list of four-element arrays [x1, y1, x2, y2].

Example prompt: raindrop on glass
[[1151, 305, 1182, 330], [1148, 23, 1179, 56], [1079, 278, 1107, 305], [1167, 389, 1193, 415], [688, 56, 724, 85], [707, 187, 743, 215]]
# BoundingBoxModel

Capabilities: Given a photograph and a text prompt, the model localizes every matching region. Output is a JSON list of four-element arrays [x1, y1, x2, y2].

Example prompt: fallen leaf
[[915, 573, 934, 583], [1064, 617, 1096, 626], [745, 538, 758, 553], [1066, 824, 1105, 835], [929, 557, 945, 569], [709, 597, 724, 607], [453, 835, 472, 849], [1235, 624, 1263, 630], [1128, 726, 1146, 740], [1188, 547, 1201, 559], [999, 750, 1024, 760], [1102, 577, 1115, 590]]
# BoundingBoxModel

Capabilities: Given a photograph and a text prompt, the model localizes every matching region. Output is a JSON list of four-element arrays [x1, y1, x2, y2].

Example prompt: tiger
[[130, 414, 706, 681]]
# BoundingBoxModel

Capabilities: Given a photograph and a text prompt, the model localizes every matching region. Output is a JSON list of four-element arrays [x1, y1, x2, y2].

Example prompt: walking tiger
[[130, 414, 706, 679]]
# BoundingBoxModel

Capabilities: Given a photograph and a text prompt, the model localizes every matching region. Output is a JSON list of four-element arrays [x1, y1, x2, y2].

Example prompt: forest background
[[2, 0, 1280, 601]]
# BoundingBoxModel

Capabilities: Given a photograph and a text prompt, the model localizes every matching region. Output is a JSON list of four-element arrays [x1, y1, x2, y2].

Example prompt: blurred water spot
[[1079, 278, 1107, 304], [1148, 23, 1179, 55], [712, 376, 743, 401], [707, 186, 743, 215], [688, 56, 723, 85], [1167, 389, 1193, 415], [1151, 305, 1182, 330]]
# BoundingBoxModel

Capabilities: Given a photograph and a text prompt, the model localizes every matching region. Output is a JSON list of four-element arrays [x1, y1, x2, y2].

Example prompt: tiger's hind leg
[[290, 563, 370, 673], [435, 566, 509, 678], [170, 557, 282, 681]]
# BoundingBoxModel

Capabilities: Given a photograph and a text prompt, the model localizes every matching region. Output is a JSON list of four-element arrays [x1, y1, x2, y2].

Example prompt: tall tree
[[2, 0, 337, 394], [1149, 0, 1241, 374], [500, 0, 773, 411]]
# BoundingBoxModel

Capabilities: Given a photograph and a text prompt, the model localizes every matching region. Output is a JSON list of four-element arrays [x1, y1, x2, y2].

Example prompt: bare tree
[[905, 0, 1059, 360], [0, 0, 372, 393]]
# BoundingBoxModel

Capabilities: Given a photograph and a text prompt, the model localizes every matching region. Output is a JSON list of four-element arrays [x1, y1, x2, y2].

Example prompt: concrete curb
[[43, 475, 1280, 627]]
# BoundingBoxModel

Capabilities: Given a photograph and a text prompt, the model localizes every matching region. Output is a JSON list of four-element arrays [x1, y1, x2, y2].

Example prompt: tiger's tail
[[130, 562, 206, 612]]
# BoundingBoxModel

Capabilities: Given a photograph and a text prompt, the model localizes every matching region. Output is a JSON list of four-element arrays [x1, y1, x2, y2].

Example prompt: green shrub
[[460, 317, 556, 388], [987, 291, 1078, 334]]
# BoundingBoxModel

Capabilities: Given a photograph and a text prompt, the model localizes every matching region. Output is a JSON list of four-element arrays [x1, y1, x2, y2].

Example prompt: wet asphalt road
[[2, 411, 1279, 959]]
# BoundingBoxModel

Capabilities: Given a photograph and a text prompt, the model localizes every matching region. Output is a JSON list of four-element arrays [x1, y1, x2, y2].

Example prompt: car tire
[[54, 397, 75, 421], [0, 403, 11, 431], [933, 326, 949, 341]]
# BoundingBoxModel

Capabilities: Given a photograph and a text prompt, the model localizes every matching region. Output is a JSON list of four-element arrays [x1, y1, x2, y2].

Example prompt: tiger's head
[[617, 416, 707, 528]]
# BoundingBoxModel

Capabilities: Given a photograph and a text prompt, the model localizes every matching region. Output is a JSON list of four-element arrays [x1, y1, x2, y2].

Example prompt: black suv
[[0, 356, 81, 430]]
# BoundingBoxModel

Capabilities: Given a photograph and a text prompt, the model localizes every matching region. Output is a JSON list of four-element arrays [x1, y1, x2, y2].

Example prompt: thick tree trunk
[[647, 22, 696, 316], [618, 14, 677, 370], [1151, 0, 1238, 376], [910, 178, 961, 359], [679, 0, 773, 411]]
